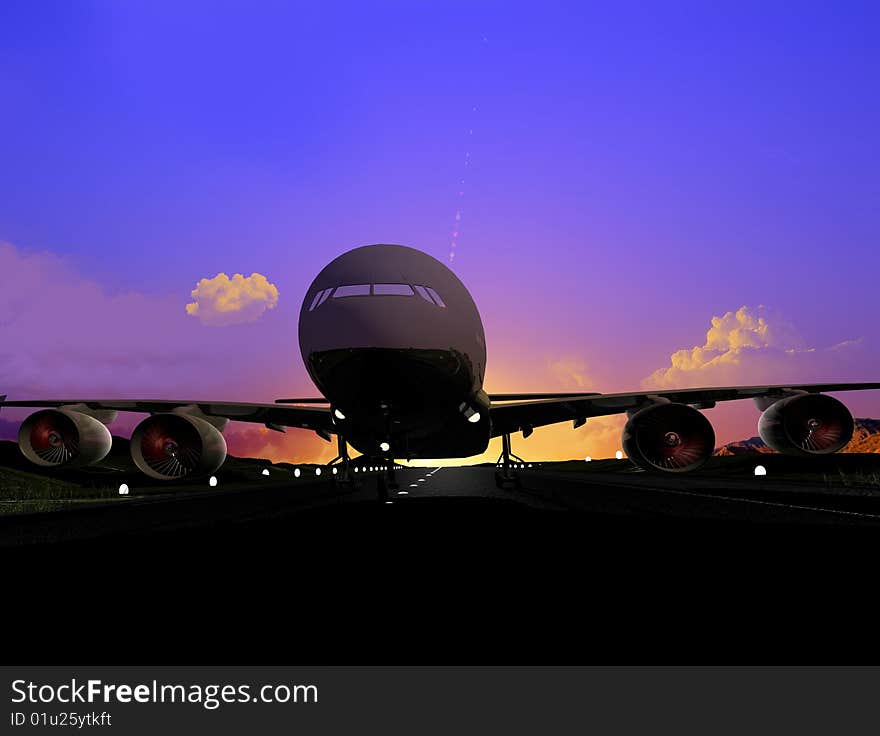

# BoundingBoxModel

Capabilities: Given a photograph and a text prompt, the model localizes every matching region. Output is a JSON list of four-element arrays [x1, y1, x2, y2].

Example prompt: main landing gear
[[495, 432, 525, 490], [377, 461, 399, 502], [328, 434, 357, 489], [327, 435, 398, 503]]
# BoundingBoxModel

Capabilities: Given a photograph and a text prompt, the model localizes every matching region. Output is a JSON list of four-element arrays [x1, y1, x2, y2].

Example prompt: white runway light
[[380, 442, 391, 452], [294, 468, 301, 478], [262, 468, 270, 476], [615, 451, 624, 460], [209, 476, 218, 487], [585, 456, 592, 462], [118, 483, 129, 496], [754, 465, 767, 476]]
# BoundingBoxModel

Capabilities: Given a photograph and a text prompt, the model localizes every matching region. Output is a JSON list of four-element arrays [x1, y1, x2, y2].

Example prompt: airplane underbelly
[[309, 346, 490, 458], [308, 346, 477, 412], [346, 404, 491, 459]]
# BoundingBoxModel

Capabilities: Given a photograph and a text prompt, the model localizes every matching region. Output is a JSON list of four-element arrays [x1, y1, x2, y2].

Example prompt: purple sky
[[1, 2, 878, 461]]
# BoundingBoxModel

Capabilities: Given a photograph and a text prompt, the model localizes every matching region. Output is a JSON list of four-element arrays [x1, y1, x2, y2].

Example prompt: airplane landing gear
[[378, 461, 399, 502], [328, 434, 357, 489], [495, 432, 525, 490]]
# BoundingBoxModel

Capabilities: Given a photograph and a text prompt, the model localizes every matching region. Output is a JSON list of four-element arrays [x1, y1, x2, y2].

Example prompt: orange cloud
[[643, 305, 863, 389], [224, 424, 338, 465], [509, 413, 625, 463], [186, 272, 279, 326], [547, 356, 594, 389]]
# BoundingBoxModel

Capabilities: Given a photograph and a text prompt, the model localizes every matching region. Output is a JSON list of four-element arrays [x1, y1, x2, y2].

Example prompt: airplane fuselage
[[298, 244, 491, 459]]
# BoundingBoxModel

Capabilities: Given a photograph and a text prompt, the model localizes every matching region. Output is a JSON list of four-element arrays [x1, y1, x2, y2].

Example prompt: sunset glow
[[2, 4, 878, 466]]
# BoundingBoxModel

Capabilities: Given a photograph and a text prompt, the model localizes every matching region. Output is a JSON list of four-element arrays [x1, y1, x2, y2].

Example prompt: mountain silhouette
[[715, 418, 880, 455]]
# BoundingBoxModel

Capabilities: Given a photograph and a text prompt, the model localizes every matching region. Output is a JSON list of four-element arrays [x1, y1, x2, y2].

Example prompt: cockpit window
[[425, 286, 446, 308], [308, 283, 445, 310], [413, 285, 433, 303], [308, 287, 333, 311], [373, 283, 414, 296], [333, 284, 371, 298]]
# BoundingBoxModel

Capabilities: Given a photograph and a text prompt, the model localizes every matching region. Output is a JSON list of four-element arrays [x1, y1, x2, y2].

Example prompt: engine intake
[[19, 409, 112, 468], [131, 413, 227, 480], [758, 393, 853, 455], [623, 402, 715, 473]]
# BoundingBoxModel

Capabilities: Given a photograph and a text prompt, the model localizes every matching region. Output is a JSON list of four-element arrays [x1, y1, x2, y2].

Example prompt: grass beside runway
[[523, 453, 880, 491], [2, 433, 879, 519], [0, 438, 355, 516]]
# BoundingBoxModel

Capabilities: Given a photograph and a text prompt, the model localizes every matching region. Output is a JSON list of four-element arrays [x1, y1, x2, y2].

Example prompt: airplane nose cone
[[299, 244, 485, 361]]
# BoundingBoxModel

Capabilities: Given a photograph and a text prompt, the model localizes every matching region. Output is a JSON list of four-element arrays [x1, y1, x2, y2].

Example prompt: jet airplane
[[3, 244, 878, 497]]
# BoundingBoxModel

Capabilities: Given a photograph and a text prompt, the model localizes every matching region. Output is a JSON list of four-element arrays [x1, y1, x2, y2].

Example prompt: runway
[[5, 459, 880, 665], [4, 459, 880, 548], [397, 465, 880, 524]]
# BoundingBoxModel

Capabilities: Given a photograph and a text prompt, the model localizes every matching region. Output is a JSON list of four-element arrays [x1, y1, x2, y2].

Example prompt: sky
[[1, 1, 879, 464]]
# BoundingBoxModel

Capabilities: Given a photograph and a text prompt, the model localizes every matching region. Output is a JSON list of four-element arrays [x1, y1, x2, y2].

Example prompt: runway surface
[[5, 461, 880, 664], [4, 460, 880, 547]]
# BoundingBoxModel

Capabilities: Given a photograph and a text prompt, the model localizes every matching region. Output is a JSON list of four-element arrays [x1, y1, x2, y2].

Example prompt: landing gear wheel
[[495, 471, 521, 490], [334, 475, 360, 491], [495, 432, 525, 490], [377, 475, 391, 503]]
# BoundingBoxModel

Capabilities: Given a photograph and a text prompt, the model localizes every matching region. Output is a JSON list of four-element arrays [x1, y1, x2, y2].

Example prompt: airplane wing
[[488, 382, 880, 437], [0, 397, 335, 435], [488, 392, 602, 401]]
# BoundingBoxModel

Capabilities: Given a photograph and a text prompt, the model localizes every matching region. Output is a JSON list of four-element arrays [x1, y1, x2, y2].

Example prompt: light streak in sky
[[449, 35, 489, 263], [449, 112, 476, 263]]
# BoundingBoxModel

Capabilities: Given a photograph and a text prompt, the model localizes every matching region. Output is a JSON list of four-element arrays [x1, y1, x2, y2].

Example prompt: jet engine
[[18, 409, 112, 468], [758, 393, 853, 455], [622, 402, 715, 473], [130, 413, 227, 480]]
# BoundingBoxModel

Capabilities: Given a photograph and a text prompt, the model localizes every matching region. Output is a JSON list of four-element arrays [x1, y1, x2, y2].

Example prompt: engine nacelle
[[622, 402, 715, 473], [131, 413, 227, 480], [758, 393, 853, 455], [19, 409, 112, 468]]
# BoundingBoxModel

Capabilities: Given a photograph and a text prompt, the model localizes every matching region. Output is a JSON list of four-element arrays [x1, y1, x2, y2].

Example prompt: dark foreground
[[4, 459, 880, 664]]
